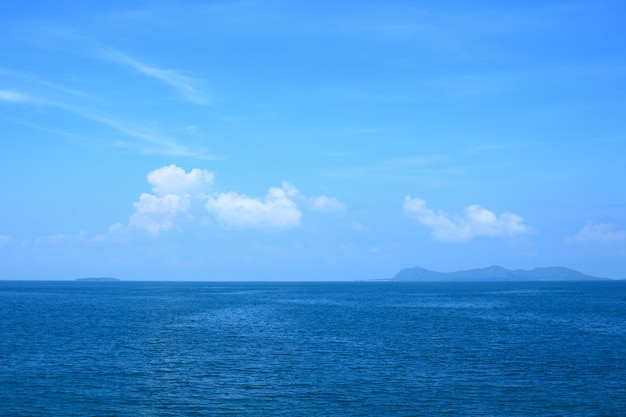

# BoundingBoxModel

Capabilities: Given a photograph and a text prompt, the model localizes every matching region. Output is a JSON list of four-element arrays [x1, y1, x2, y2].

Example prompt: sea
[[1, 280, 625, 416]]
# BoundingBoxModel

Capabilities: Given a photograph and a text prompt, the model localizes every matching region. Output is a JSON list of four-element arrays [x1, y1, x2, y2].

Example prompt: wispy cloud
[[73, 109, 215, 159], [0, 235, 11, 246], [0, 90, 29, 102], [321, 154, 468, 188], [404, 197, 530, 242], [100, 48, 210, 105], [307, 195, 346, 213], [0, 87, 214, 158], [0, 67, 95, 100], [568, 221, 626, 243]]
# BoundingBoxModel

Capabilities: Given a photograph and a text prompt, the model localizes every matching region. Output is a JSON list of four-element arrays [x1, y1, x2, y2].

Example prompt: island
[[388, 265, 608, 282], [75, 277, 121, 282]]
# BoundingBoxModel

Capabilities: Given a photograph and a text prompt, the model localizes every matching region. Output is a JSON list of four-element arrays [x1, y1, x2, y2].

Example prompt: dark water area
[[1, 280, 625, 416]]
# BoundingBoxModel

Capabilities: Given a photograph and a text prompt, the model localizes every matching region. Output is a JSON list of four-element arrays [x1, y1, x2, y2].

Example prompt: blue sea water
[[1, 280, 625, 416]]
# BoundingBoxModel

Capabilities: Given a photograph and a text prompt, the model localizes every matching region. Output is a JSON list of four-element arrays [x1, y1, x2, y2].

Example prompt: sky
[[1, 0, 626, 280]]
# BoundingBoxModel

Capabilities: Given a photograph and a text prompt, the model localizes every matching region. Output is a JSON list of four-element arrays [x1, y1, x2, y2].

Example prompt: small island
[[387, 265, 609, 282], [75, 277, 120, 282]]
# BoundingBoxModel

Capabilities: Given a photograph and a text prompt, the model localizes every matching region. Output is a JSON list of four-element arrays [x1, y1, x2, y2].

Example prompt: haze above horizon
[[1, 1, 625, 280]]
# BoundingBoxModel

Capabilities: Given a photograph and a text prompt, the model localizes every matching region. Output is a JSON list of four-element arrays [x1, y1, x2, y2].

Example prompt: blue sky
[[1, 0, 625, 280]]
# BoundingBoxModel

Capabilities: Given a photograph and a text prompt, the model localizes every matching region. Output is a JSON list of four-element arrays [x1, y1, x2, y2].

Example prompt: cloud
[[350, 221, 369, 232], [0, 234, 11, 246], [101, 48, 210, 105], [568, 221, 626, 243], [109, 166, 344, 236], [35, 232, 88, 246], [205, 182, 302, 230], [72, 110, 215, 159], [307, 195, 346, 213], [128, 193, 192, 234], [403, 197, 530, 242], [147, 164, 215, 196], [0, 87, 214, 159], [0, 90, 29, 102], [0, 68, 95, 100], [126, 165, 214, 234]]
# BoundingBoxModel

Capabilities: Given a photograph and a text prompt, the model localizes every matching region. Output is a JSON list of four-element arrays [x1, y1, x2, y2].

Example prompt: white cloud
[[0, 90, 28, 102], [123, 165, 214, 234], [307, 195, 346, 213], [92, 223, 127, 243], [568, 221, 626, 243], [107, 166, 344, 236], [0, 234, 12, 246], [128, 193, 191, 234], [147, 164, 214, 196], [403, 196, 529, 242], [205, 182, 302, 230], [350, 221, 369, 232]]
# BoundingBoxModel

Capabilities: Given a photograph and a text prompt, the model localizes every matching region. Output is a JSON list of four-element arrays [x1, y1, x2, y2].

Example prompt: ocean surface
[[1, 280, 625, 416]]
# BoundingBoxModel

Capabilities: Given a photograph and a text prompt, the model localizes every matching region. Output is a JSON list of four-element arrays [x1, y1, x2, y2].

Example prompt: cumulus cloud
[[113, 165, 344, 235], [124, 165, 215, 234], [568, 221, 626, 243], [205, 182, 302, 230], [128, 193, 191, 234], [147, 164, 214, 196], [403, 197, 530, 242]]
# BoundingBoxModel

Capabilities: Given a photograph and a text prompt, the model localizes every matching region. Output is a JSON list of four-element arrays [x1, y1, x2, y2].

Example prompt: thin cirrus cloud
[[403, 196, 530, 242], [0, 90, 28, 102], [307, 195, 346, 213], [100, 48, 210, 105], [0, 85, 213, 159], [9, 28, 209, 105], [124, 165, 345, 235], [568, 221, 626, 243], [69, 108, 215, 159]]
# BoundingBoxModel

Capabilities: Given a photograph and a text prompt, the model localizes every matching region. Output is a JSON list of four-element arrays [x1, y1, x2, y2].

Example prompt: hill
[[390, 266, 608, 282], [76, 277, 120, 282]]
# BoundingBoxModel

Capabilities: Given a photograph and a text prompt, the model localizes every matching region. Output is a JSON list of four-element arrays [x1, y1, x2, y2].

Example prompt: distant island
[[388, 266, 609, 282], [75, 277, 120, 282]]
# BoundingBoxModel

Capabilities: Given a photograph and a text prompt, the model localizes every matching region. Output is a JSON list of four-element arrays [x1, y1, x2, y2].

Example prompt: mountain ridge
[[76, 277, 120, 282], [390, 266, 609, 282]]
